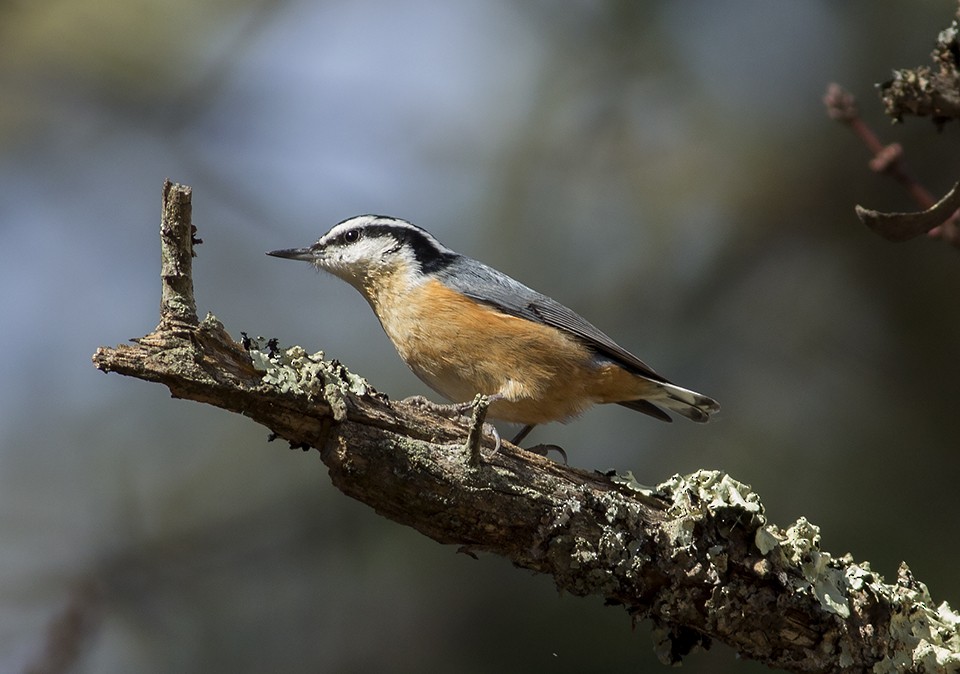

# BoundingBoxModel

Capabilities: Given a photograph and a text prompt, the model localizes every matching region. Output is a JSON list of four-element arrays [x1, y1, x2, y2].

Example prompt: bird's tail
[[619, 382, 720, 423]]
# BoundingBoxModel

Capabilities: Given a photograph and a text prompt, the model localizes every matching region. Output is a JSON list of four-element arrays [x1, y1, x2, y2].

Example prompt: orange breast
[[369, 277, 659, 424]]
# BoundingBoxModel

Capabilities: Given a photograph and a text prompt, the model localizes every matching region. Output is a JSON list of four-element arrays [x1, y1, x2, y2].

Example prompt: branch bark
[[879, 12, 960, 126], [823, 83, 960, 247], [91, 181, 960, 673], [824, 4, 960, 249]]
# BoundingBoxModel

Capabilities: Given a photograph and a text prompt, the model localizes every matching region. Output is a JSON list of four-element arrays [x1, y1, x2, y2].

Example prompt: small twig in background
[[824, 83, 960, 247], [824, 83, 936, 208], [25, 579, 102, 674]]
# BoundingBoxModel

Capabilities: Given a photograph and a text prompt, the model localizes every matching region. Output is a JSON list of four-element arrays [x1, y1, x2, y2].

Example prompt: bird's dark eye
[[342, 229, 362, 244]]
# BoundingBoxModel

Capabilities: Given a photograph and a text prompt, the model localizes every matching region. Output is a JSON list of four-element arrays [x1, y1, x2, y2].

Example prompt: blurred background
[[2, 1, 958, 672]]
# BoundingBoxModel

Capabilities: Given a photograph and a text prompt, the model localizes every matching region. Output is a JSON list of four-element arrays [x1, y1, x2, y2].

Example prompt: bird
[[267, 215, 718, 447]]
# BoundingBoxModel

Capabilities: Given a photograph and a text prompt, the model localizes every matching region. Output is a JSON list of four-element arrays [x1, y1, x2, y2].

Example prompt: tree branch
[[878, 12, 960, 126], [823, 83, 960, 247], [91, 181, 960, 672]]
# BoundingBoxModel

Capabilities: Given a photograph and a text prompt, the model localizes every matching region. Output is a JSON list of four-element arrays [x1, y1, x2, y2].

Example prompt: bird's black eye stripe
[[342, 228, 362, 244]]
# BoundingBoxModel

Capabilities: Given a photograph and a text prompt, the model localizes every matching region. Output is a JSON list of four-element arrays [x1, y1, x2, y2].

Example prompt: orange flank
[[368, 276, 661, 425]]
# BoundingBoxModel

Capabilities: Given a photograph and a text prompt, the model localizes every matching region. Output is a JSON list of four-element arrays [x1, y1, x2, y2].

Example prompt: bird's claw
[[402, 395, 472, 418], [404, 395, 501, 464], [464, 394, 501, 465], [525, 443, 568, 465]]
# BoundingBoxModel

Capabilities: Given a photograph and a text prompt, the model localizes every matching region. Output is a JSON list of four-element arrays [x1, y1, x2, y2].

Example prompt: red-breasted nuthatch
[[268, 215, 719, 445]]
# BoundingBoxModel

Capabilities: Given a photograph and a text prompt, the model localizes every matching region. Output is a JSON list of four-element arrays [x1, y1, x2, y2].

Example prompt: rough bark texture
[[91, 181, 960, 673], [879, 13, 960, 126]]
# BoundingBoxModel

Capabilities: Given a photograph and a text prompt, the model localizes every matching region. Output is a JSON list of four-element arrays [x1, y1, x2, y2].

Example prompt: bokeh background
[[2, 1, 958, 672]]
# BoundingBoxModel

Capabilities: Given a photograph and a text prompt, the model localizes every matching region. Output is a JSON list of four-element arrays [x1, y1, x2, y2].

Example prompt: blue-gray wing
[[437, 256, 669, 384]]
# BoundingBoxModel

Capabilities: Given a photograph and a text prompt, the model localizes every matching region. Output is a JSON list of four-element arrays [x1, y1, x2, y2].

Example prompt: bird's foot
[[402, 395, 475, 419], [403, 395, 501, 464], [525, 443, 568, 465], [464, 394, 501, 466]]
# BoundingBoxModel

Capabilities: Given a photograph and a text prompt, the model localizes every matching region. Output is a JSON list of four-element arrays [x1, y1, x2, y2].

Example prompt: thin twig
[[824, 83, 936, 208], [25, 579, 102, 674], [158, 179, 199, 329], [824, 83, 960, 246]]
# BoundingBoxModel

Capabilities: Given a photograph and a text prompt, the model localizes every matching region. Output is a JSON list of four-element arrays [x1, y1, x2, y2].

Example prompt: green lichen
[[609, 470, 656, 496], [756, 517, 852, 619], [873, 564, 960, 673], [754, 525, 780, 556], [658, 470, 763, 520], [249, 340, 378, 420], [656, 470, 765, 550], [758, 517, 960, 670], [644, 468, 767, 637], [612, 468, 960, 670]]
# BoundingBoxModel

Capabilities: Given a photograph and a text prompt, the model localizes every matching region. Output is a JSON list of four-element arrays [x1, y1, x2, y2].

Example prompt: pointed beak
[[266, 247, 316, 262]]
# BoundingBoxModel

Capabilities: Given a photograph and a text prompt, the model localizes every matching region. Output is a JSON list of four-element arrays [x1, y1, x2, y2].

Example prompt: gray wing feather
[[438, 257, 669, 384]]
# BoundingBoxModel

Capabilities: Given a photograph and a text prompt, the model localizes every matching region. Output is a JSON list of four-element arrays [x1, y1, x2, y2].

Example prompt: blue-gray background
[[2, 1, 958, 672]]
